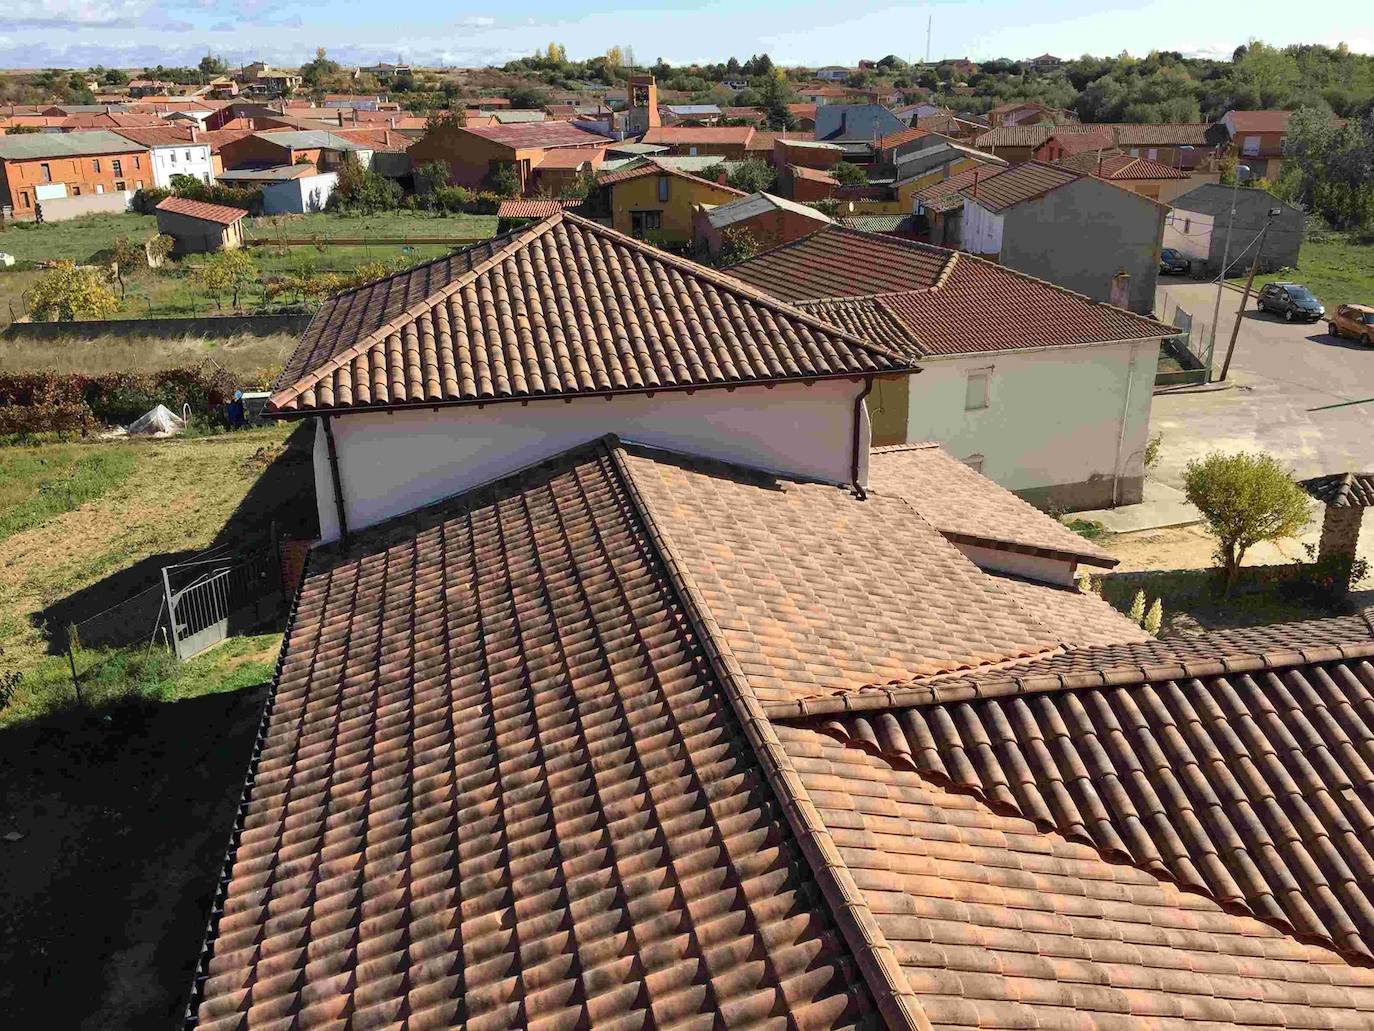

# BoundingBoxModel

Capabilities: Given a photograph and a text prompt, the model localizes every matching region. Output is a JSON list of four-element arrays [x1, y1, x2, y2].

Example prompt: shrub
[[1183, 451, 1310, 594], [0, 402, 93, 437], [27, 262, 119, 322], [0, 366, 237, 427]]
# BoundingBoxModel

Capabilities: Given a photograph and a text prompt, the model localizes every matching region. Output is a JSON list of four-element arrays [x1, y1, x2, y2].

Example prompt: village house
[[1059, 151, 1197, 203], [588, 159, 745, 242], [985, 99, 1066, 126], [956, 160, 1167, 313], [813, 65, 852, 81], [910, 161, 1006, 245], [216, 164, 338, 213], [638, 125, 756, 158], [0, 130, 150, 213], [814, 104, 908, 163], [1164, 182, 1305, 274], [407, 119, 605, 192], [1219, 109, 1310, 180], [216, 129, 375, 174], [691, 190, 833, 257], [728, 224, 1172, 508], [153, 195, 247, 254], [110, 126, 213, 188]]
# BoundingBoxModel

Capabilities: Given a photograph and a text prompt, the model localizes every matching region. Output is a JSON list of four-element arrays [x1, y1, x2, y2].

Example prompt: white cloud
[[9, 0, 154, 27]]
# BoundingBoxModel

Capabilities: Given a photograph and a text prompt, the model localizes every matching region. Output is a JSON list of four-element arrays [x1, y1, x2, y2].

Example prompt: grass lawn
[[1237, 233, 1374, 310], [0, 424, 314, 725], [244, 209, 498, 241], [0, 213, 159, 264]]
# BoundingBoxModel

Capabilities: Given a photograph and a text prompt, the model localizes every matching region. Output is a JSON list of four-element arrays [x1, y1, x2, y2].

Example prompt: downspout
[[320, 415, 349, 544], [851, 375, 874, 499], [1111, 346, 1138, 507]]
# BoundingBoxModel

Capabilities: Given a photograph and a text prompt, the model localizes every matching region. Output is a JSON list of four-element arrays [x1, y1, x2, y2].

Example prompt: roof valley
[[604, 442, 934, 1031]]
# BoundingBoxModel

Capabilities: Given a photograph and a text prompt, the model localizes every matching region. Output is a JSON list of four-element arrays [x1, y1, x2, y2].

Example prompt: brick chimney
[[190, 125, 198, 143]]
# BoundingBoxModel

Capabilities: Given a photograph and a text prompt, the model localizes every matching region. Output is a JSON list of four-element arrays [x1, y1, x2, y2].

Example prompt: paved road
[[1151, 280, 1374, 489]]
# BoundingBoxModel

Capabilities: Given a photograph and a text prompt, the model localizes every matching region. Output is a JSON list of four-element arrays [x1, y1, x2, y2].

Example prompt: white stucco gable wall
[[311, 378, 871, 542], [901, 338, 1161, 509], [960, 198, 1003, 255]]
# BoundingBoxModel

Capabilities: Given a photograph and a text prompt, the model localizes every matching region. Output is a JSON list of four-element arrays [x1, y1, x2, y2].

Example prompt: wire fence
[[1156, 294, 1216, 377]]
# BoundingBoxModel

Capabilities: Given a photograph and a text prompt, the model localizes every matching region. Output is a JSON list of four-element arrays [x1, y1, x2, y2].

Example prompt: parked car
[[1159, 248, 1190, 275], [1257, 282, 1325, 322], [1328, 303, 1374, 345]]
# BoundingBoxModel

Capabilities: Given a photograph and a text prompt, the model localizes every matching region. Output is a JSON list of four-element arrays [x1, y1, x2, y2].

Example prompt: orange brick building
[[0, 130, 151, 213]]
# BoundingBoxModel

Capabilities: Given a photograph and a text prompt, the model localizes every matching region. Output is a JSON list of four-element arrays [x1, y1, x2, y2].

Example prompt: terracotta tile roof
[[747, 130, 815, 152], [725, 224, 952, 302], [457, 120, 605, 149], [1225, 109, 1296, 133], [874, 126, 929, 150], [195, 128, 256, 153], [973, 123, 1056, 149], [619, 445, 1063, 704], [867, 443, 1119, 566], [532, 145, 603, 169], [58, 111, 165, 129], [788, 103, 818, 120], [332, 127, 412, 152], [108, 125, 199, 148], [983, 572, 1152, 647], [957, 159, 1082, 211], [789, 163, 839, 185], [1044, 124, 1118, 156], [186, 441, 882, 1030], [154, 196, 247, 226], [1064, 152, 1191, 179], [1301, 472, 1374, 508], [494, 197, 576, 218], [270, 212, 913, 415], [774, 715, 1374, 1029], [721, 106, 767, 122], [595, 158, 746, 195], [641, 126, 756, 146], [785, 636, 1374, 959], [835, 214, 916, 233], [1111, 121, 1214, 146], [908, 162, 1007, 211], [727, 226, 1175, 357]]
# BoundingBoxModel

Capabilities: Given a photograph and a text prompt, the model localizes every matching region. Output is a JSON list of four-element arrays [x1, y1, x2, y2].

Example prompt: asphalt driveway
[[1151, 280, 1374, 488]]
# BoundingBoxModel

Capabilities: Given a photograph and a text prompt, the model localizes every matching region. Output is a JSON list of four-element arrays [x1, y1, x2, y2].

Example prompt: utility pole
[[1207, 165, 1248, 376], [1218, 208, 1280, 382]]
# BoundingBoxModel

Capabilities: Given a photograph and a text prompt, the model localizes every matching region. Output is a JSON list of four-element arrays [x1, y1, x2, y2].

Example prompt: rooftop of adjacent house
[[154, 196, 248, 225], [490, 109, 548, 124], [1169, 181, 1293, 215], [814, 103, 908, 142], [215, 164, 315, 182], [186, 431, 1374, 1030], [458, 120, 606, 149], [1061, 152, 1192, 179], [494, 197, 580, 219], [1223, 108, 1298, 133], [908, 161, 1008, 210], [247, 129, 371, 152], [835, 213, 917, 233], [595, 157, 747, 194], [605, 140, 668, 155], [108, 125, 205, 149], [0, 129, 147, 160], [59, 111, 166, 129], [663, 103, 722, 116], [269, 211, 913, 415], [1111, 121, 1215, 145], [1301, 471, 1374, 508], [640, 125, 757, 146], [703, 190, 834, 231], [724, 224, 1175, 357], [956, 158, 1088, 211]]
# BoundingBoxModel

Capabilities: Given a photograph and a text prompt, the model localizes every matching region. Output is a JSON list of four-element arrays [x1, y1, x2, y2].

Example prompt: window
[[170, 150, 177, 165], [1146, 148, 1158, 161], [657, 176, 670, 202], [112, 159, 122, 176], [95, 184, 104, 194], [185, 150, 193, 161], [114, 181, 126, 192], [19, 190, 30, 207], [134, 155, 141, 168], [629, 210, 662, 239], [136, 180, 144, 189], [72, 186, 81, 196], [963, 454, 985, 474], [40, 162, 51, 182], [92, 159, 101, 172], [1242, 135, 1260, 156], [688, 146, 698, 156], [964, 369, 990, 411]]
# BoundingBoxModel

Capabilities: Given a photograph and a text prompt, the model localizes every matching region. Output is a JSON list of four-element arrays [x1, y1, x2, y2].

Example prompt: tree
[[759, 68, 796, 131], [831, 161, 869, 185], [417, 159, 451, 191], [487, 163, 521, 198], [507, 85, 551, 109], [109, 235, 145, 298], [724, 158, 776, 193], [425, 109, 466, 135], [717, 226, 761, 265], [192, 249, 258, 310], [198, 53, 228, 80], [604, 46, 624, 71], [544, 43, 567, 64], [27, 262, 118, 321], [1183, 451, 1310, 594]]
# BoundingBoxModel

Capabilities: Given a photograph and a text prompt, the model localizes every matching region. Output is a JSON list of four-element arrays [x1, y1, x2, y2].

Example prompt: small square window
[[657, 176, 669, 202], [964, 369, 990, 411]]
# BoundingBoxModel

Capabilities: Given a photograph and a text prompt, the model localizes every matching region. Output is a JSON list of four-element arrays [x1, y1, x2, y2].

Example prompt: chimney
[[384, 130, 392, 147], [389, 116, 397, 129], [338, 111, 345, 127], [971, 168, 979, 198], [190, 125, 198, 143]]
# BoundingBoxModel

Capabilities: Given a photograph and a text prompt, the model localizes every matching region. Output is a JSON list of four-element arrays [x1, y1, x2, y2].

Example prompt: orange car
[[1328, 303, 1374, 345]]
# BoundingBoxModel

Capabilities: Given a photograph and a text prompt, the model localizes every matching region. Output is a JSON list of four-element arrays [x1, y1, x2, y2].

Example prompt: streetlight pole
[[1207, 164, 1248, 377], [1218, 207, 1281, 382]]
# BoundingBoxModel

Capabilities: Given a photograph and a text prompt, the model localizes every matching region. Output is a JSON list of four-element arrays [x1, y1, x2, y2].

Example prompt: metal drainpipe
[[320, 415, 349, 544], [1111, 347, 1137, 507], [851, 375, 874, 498]]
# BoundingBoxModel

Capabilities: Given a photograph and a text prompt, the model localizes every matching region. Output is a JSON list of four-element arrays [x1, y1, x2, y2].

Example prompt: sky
[[3, 0, 1372, 71]]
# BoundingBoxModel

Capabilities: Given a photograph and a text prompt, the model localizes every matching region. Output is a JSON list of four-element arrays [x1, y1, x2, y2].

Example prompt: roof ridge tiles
[[603, 440, 935, 1031], [762, 637, 1374, 720], [271, 216, 558, 409]]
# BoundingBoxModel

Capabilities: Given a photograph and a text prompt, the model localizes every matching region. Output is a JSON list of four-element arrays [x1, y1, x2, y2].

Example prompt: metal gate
[[162, 547, 283, 661]]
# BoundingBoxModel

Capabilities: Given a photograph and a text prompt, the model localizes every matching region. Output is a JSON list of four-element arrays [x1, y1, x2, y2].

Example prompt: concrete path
[[1077, 479, 1199, 533]]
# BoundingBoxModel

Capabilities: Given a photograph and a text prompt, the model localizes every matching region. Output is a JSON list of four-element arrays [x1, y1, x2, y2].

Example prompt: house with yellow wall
[[592, 160, 745, 243]]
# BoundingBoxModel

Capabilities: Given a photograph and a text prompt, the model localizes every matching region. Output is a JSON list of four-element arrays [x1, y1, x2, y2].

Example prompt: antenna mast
[[925, 15, 932, 65]]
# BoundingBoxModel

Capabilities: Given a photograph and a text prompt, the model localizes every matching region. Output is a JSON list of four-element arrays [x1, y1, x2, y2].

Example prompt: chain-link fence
[[1156, 294, 1215, 386]]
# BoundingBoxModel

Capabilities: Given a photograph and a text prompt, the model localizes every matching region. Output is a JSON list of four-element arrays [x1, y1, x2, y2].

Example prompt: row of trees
[[1278, 108, 1374, 229]]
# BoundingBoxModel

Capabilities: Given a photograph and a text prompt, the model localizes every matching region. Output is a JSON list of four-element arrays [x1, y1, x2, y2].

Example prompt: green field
[[0, 213, 158, 264], [1236, 234, 1374, 310], [244, 209, 498, 241]]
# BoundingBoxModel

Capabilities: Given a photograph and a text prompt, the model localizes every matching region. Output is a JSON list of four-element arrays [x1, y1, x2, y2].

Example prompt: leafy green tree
[[193, 249, 258, 310], [759, 68, 796, 131], [198, 54, 228, 79], [831, 161, 869, 186], [486, 163, 521, 198], [27, 262, 119, 321], [1183, 451, 1310, 594], [109, 235, 145, 298]]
